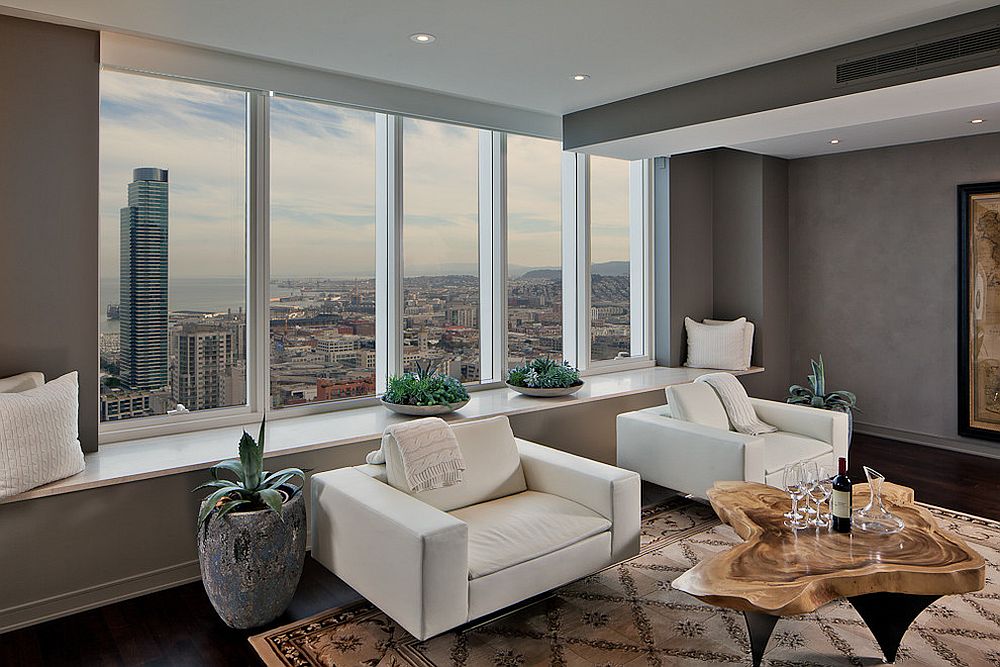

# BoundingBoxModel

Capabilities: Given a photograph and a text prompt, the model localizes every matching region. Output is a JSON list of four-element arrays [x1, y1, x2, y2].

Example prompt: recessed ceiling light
[[971, 118, 985, 124], [572, 74, 590, 81], [410, 33, 436, 44], [829, 139, 840, 145]]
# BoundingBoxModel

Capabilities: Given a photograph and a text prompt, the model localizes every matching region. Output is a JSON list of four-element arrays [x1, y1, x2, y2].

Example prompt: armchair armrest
[[749, 398, 850, 463], [616, 408, 765, 499], [516, 439, 640, 563], [310, 468, 468, 640]]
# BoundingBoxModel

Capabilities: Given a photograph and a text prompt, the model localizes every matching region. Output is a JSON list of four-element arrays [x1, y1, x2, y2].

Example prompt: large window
[[402, 118, 481, 382], [507, 135, 562, 366], [589, 156, 632, 362], [269, 97, 377, 407], [99, 71, 248, 422], [97, 70, 652, 438]]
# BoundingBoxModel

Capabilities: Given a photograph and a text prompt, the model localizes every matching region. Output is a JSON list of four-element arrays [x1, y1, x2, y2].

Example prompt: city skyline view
[[99, 70, 633, 420]]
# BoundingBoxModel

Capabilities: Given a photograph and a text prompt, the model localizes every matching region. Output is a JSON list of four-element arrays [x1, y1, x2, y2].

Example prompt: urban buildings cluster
[[100, 168, 631, 422]]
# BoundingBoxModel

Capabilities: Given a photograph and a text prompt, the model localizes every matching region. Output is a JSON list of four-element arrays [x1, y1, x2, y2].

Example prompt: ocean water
[[99, 276, 295, 334]]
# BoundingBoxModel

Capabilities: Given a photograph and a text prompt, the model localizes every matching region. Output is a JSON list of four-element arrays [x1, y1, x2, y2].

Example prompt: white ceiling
[[583, 65, 1000, 159], [2, 0, 997, 115]]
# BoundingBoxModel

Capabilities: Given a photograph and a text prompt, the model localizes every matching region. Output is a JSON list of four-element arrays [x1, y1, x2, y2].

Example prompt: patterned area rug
[[250, 496, 1000, 666]]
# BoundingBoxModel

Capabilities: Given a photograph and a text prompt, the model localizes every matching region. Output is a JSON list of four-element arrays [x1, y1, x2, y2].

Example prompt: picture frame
[[958, 181, 1000, 441]]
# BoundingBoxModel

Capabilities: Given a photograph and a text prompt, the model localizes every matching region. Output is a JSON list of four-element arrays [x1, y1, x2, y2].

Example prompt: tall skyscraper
[[119, 167, 169, 390]]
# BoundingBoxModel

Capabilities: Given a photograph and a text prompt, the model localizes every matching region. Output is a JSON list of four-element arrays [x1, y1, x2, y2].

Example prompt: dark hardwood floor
[[2, 434, 998, 666]]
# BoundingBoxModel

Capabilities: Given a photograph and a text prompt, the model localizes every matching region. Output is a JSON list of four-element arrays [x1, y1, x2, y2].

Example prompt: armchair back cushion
[[383, 415, 526, 512], [665, 383, 730, 431]]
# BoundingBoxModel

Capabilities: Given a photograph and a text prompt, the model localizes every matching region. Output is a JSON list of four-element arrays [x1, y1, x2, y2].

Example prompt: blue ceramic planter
[[197, 488, 306, 629]]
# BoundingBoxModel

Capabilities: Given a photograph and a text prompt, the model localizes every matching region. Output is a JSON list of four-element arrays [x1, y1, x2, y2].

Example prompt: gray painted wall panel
[[564, 5, 1000, 150], [788, 132, 1000, 452], [0, 15, 99, 452]]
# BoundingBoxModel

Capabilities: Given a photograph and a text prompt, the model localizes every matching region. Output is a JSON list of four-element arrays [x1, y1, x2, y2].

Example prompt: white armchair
[[311, 416, 640, 640], [616, 383, 849, 500]]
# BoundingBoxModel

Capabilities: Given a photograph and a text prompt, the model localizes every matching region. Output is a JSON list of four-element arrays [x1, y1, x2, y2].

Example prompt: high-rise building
[[172, 322, 245, 411], [119, 167, 169, 391]]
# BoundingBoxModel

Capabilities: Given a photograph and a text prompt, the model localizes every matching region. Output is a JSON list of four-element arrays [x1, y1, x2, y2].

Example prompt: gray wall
[[789, 133, 1000, 456], [0, 391, 666, 632], [0, 15, 100, 452], [665, 149, 789, 398]]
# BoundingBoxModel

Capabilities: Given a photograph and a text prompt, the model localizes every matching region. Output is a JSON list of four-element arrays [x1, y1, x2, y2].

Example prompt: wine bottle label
[[831, 489, 852, 518]]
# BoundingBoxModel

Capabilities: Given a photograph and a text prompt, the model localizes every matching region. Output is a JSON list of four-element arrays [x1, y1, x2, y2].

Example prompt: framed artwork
[[959, 181, 1000, 440]]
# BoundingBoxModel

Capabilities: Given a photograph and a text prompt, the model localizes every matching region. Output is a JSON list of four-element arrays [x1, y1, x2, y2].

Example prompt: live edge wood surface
[[672, 481, 985, 616]]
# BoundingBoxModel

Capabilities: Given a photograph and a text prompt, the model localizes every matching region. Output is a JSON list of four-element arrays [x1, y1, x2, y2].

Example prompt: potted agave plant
[[506, 358, 584, 397], [194, 419, 306, 629], [381, 361, 470, 416], [787, 355, 859, 441]]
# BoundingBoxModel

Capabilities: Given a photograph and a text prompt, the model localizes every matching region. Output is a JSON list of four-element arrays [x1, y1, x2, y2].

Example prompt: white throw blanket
[[695, 372, 777, 436], [366, 417, 466, 492]]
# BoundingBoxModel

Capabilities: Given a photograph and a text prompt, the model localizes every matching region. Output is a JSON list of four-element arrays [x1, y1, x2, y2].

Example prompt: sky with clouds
[[100, 71, 629, 282]]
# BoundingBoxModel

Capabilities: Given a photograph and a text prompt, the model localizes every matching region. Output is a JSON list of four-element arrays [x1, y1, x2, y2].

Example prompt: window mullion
[[561, 152, 589, 370], [376, 114, 403, 393], [249, 91, 270, 415], [478, 131, 506, 383], [628, 159, 649, 358]]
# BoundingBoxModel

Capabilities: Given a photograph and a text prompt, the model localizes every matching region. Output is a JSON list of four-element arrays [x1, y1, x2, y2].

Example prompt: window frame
[[98, 69, 654, 445]]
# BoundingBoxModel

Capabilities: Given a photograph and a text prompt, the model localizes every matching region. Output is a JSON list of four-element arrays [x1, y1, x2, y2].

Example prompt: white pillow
[[704, 318, 754, 370], [0, 371, 85, 499], [684, 317, 750, 371]]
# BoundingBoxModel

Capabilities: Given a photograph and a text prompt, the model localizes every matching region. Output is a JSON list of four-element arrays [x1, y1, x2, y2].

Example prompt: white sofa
[[617, 383, 849, 500], [311, 415, 641, 640]]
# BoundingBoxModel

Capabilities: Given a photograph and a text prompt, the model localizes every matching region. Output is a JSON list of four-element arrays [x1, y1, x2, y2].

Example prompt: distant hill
[[517, 261, 629, 280], [591, 261, 629, 276], [519, 268, 561, 280]]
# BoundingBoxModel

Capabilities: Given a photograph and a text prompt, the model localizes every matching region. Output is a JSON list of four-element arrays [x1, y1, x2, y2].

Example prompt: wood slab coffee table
[[672, 481, 985, 666]]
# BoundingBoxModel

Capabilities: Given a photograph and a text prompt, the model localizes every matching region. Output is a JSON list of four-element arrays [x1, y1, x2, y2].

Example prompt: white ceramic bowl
[[380, 398, 469, 416], [505, 382, 584, 397]]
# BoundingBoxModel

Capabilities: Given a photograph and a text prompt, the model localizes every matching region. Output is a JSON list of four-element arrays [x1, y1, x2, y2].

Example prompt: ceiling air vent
[[836, 25, 1000, 84]]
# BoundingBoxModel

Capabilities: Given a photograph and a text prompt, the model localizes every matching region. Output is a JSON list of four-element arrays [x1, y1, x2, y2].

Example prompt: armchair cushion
[[384, 415, 526, 512], [760, 432, 833, 475], [451, 490, 610, 579], [665, 382, 730, 431]]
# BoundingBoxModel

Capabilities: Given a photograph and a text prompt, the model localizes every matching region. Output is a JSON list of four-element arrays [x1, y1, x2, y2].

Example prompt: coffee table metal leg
[[743, 611, 779, 667], [848, 593, 940, 663]]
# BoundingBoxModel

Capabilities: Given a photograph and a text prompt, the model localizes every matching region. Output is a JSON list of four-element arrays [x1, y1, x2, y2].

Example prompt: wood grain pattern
[[672, 481, 985, 616]]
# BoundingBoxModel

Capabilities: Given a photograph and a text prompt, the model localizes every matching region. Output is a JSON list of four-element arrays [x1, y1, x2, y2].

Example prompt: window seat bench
[[1, 365, 762, 505]]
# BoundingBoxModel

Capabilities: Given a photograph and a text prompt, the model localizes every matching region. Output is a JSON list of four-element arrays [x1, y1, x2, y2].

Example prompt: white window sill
[[2, 365, 763, 505]]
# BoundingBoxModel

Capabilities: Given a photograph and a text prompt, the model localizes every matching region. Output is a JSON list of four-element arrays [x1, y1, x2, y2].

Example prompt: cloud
[[100, 71, 630, 282]]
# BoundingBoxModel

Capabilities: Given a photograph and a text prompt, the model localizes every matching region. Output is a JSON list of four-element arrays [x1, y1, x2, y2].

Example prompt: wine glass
[[809, 464, 834, 528], [799, 461, 819, 517], [782, 463, 808, 529]]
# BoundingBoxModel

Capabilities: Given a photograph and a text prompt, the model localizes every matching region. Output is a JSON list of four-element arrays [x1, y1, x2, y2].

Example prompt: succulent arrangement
[[507, 358, 582, 389], [787, 355, 858, 414], [383, 361, 470, 406], [194, 419, 305, 528]]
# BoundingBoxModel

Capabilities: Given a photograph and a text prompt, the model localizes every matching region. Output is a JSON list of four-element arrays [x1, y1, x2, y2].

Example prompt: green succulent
[[383, 362, 470, 406], [787, 355, 858, 413], [507, 358, 582, 389], [194, 418, 304, 528]]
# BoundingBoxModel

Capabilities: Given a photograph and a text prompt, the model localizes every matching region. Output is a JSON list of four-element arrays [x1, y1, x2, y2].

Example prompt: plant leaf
[[197, 487, 238, 527], [193, 479, 236, 492], [210, 459, 245, 484], [214, 498, 251, 520], [238, 429, 262, 490], [262, 467, 305, 488], [257, 488, 285, 516]]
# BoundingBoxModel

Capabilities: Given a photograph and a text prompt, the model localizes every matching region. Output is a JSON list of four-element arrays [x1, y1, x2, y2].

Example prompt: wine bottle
[[831, 456, 852, 533]]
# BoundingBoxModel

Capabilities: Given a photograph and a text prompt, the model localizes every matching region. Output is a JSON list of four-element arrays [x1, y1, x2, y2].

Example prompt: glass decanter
[[853, 466, 905, 534]]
